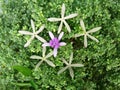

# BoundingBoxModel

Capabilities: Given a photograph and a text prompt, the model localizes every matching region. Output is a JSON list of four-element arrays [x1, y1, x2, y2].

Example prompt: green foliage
[[13, 65, 32, 76], [0, 0, 120, 90]]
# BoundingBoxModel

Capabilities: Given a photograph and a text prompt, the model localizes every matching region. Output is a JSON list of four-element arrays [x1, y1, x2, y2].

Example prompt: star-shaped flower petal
[[48, 3, 78, 33], [74, 19, 101, 47], [30, 47, 55, 70], [58, 52, 84, 79], [42, 31, 66, 57], [19, 19, 46, 47]]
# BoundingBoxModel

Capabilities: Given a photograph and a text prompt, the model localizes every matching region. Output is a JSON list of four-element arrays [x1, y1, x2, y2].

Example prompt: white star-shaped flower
[[30, 47, 55, 70], [58, 52, 84, 79], [19, 19, 46, 47], [48, 3, 78, 33], [74, 19, 101, 47]]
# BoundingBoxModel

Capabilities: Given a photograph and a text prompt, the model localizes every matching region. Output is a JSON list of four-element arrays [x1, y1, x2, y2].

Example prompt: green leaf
[[30, 80, 38, 90], [11, 82, 31, 87], [13, 65, 32, 76]]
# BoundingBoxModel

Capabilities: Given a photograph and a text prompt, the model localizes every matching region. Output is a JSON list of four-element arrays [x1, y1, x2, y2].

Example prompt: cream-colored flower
[[74, 19, 101, 47], [58, 52, 84, 79], [30, 47, 55, 70], [19, 19, 46, 47], [48, 3, 78, 33]]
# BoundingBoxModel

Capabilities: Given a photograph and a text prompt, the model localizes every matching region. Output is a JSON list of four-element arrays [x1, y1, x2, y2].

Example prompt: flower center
[[49, 37, 60, 49], [61, 18, 65, 21], [84, 31, 87, 35], [42, 57, 46, 61]]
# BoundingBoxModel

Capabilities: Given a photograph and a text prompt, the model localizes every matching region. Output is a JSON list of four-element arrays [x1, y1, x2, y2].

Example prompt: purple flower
[[42, 31, 66, 57]]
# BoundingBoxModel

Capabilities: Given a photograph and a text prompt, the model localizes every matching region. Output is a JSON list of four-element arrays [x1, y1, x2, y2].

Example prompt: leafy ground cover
[[0, 0, 120, 90]]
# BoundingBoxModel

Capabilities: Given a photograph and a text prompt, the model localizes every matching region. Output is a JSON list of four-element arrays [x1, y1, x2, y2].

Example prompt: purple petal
[[49, 31, 54, 39], [59, 42, 66, 46], [53, 48, 58, 57], [58, 32, 64, 40], [49, 38, 60, 48], [42, 43, 50, 47]]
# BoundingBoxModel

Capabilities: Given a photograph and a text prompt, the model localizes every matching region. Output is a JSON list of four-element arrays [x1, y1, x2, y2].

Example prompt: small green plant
[[13, 65, 38, 90], [18, 3, 87, 79], [1, 0, 120, 89]]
